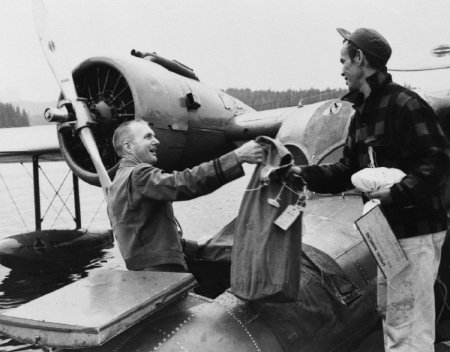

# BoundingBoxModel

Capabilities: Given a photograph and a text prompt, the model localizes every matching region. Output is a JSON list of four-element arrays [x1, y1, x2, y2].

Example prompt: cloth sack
[[230, 136, 303, 302], [351, 167, 405, 214]]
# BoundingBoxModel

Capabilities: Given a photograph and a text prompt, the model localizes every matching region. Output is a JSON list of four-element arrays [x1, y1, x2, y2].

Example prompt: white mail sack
[[351, 167, 406, 192], [351, 167, 405, 214]]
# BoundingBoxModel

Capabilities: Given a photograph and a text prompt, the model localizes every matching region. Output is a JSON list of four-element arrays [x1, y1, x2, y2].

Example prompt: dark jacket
[[107, 152, 244, 270], [301, 72, 450, 238]]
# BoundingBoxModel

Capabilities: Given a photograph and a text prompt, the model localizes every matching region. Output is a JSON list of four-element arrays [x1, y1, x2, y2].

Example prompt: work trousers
[[377, 230, 446, 352]]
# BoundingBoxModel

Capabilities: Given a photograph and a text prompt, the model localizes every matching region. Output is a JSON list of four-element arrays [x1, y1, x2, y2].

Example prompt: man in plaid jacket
[[290, 28, 449, 351]]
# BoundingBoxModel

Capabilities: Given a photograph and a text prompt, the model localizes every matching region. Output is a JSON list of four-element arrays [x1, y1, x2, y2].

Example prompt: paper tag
[[274, 204, 303, 231], [355, 205, 408, 280]]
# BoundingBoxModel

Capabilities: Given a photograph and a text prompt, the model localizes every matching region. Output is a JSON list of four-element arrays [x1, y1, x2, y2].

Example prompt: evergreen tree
[[224, 87, 347, 111], [0, 102, 30, 127]]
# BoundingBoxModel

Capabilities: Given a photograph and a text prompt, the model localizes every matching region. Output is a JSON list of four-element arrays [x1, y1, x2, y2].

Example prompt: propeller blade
[[32, 0, 112, 195], [79, 127, 113, 192], [32, 0, 78, 102]]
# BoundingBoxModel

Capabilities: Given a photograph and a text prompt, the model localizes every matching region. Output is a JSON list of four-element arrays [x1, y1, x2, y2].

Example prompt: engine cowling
[[58, 55, 254, 186]]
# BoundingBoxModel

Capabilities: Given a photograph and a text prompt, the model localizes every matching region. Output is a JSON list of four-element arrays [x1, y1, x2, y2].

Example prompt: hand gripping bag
[[230, 136, 304, 302]]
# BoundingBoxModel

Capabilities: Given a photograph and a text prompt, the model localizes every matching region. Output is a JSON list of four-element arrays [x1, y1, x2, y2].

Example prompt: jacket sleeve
[[131, 151, 244, 201], [387, 97, 450, 206], [300, 116, 360, 194]]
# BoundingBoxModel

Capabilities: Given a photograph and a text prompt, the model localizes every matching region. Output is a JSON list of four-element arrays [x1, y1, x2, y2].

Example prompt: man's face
[[127, 123, 160, 164], [340, 42, 364, 92]]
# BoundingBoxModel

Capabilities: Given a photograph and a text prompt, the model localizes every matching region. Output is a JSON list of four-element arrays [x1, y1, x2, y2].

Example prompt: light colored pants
[[377, 230, 446, 352]]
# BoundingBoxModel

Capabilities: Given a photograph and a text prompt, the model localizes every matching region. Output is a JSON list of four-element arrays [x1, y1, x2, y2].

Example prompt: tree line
[[225, 87, 347, 111], [0, 87, 348, 128], [0, 102, 29, 128]]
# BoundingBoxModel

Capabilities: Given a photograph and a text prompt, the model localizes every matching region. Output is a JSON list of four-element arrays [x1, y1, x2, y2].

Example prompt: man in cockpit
[[107, 119, 264, 273], [289, 28, 449, 351]]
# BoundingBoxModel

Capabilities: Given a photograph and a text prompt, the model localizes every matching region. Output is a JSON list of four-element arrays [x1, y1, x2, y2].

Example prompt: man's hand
[[286, 165, 302, 176], [234, 141, 265, 164], [367, 188, 393, 204]]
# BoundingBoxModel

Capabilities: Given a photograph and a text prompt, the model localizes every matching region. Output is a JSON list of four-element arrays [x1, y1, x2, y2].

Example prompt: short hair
[[345, 40, 387, 72], [112, 119, 149, 157]]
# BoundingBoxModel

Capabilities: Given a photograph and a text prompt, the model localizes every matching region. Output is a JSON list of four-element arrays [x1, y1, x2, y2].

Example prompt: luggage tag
[[274, 193, 305, 231]]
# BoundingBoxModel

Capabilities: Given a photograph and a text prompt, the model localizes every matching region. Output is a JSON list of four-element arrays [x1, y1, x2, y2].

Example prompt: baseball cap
[[337, 28, 392, 66]]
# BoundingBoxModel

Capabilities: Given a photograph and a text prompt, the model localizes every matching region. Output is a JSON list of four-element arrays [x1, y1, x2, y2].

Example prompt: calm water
[[0, 161, 252, 350]]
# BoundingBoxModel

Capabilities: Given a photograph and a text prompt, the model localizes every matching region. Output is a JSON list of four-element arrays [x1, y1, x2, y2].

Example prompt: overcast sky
[[1, 0, 450, 102]]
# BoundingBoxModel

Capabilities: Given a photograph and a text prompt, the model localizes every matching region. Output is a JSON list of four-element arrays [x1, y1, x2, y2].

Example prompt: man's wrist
[[234, 150, 244, 163]]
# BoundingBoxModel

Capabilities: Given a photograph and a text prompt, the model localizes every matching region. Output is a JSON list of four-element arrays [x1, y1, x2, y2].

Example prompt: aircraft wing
[[0, 125, 62, 163]]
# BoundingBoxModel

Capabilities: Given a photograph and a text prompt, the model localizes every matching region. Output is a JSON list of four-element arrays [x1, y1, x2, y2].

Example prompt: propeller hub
[[93, 100, 113, 122]]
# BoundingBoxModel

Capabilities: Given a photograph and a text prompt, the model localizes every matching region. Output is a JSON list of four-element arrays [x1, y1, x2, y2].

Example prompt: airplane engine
[[54, 54, 255, 186]]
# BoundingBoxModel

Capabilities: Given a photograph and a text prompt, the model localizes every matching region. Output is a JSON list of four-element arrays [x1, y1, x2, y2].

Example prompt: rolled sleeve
[[217, 151, 245, 183]]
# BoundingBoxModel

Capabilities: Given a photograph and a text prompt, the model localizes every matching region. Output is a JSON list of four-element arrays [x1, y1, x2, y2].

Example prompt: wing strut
[[33, 155, 42, 231]]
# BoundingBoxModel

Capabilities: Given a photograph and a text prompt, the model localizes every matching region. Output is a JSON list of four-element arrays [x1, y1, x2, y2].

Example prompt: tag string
[[246, 180, 306, 198], [284, 182, 306, 198]]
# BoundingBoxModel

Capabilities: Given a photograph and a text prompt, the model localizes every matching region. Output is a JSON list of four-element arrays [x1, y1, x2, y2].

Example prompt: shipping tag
[[354, 205, 409, 280], [274, 204, 304, 231]]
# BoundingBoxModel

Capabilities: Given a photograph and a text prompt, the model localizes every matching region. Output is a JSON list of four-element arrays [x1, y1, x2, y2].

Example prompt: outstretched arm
[[133, 140, 264, 201]]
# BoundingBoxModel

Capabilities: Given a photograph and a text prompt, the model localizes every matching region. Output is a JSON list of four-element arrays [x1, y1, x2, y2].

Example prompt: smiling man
[[289, 28, 449, 351], [107, 119, 264, 273]]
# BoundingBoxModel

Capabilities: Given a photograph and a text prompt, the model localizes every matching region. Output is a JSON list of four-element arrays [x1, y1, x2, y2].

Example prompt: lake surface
[[0, 161, 252, 350]]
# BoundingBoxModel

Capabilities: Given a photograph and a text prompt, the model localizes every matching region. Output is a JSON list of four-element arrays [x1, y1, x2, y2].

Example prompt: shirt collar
[[341, 71, 392, 107], [119, 158, 140, 168]]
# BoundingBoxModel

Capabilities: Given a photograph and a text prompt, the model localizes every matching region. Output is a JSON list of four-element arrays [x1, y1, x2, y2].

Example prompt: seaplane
[[0, 1, 450, 351]]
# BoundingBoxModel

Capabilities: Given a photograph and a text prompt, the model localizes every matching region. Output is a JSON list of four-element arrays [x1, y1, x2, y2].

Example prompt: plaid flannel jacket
[[302, 72, 450, 238]]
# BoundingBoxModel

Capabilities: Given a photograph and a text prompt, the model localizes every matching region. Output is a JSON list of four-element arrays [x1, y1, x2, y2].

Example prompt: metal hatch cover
[[0, 270, 196, 348]]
